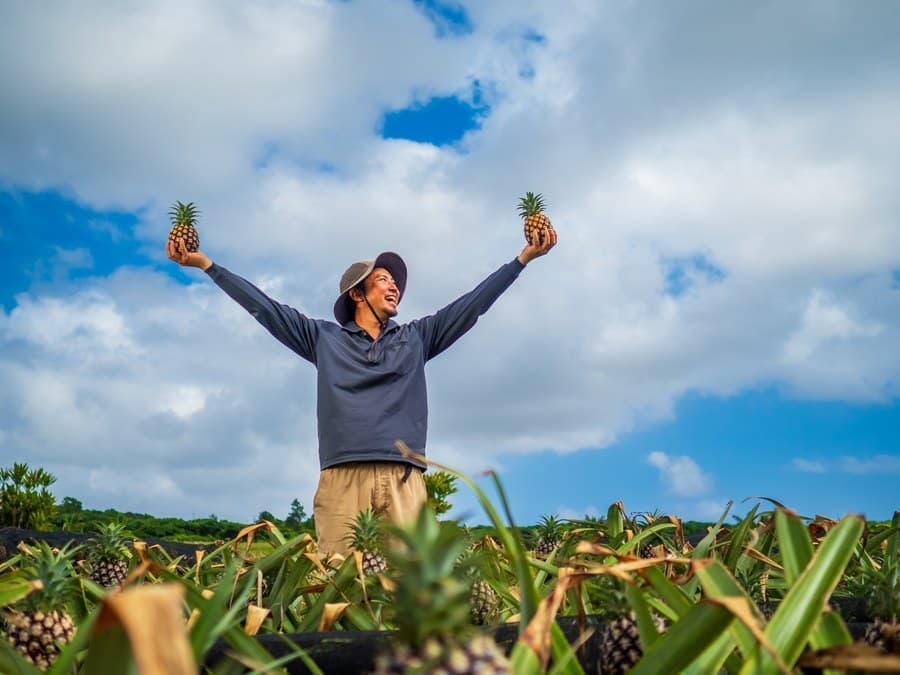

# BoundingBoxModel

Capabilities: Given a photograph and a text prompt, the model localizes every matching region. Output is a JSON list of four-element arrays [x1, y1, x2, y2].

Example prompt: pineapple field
[[1, 457, 898, 674]]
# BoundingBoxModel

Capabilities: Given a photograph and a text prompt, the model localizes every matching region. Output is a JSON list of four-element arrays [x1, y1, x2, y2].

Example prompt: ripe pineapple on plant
[[86, 521, 132, 589], [517, 192, 554, 246], [346, 509, 387, 577], [533, 514, 564, 558], [373, 505, 511, 674], [1, 541, 79, 671], [469, 578, 499, 626], [861, 555, 899, 655], [594, 575, 666, 675], [168, 200, 201, 253]]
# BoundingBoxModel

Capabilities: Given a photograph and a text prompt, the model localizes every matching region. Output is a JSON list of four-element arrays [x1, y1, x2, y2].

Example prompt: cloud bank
[[1, 1, 898, 521]]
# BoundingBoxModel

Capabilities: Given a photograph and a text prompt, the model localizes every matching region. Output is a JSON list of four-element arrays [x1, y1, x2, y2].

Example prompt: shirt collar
[[341, 318, 399, 335]]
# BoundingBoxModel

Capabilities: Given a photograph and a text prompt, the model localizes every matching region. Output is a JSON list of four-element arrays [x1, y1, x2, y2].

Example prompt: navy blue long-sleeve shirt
[[205, 258, 524, 470]]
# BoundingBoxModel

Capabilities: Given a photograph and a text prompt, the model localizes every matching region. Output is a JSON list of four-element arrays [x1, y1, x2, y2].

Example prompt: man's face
[[361, 267, 400, 318]]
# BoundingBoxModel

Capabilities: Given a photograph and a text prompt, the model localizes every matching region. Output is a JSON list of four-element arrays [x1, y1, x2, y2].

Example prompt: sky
[[1, 1, 898, 528]]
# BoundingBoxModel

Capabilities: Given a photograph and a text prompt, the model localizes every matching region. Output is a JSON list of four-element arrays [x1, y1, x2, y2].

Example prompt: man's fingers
[[543, 227, 556, 251], [166, 237, 190, 264]]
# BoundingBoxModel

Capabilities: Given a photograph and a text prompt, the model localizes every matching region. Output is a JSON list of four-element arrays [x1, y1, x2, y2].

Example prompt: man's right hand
[[167, 239, 212, 270]]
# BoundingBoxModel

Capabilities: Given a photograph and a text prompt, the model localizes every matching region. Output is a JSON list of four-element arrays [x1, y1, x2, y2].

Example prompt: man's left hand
[[517, 226, 558, 265]]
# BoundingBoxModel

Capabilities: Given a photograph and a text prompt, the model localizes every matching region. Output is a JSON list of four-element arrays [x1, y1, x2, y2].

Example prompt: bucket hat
[[333, 252, 407, 325]]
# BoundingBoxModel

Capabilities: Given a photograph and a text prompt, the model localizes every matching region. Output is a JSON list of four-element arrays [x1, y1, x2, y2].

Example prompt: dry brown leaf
[[740, 546, 783, 570], [232, 520, 275, 554], [351, 551, 370, 602], [132, 540, 149, 562], [517, 571, 592, 670], [194, 550, 205, 585], [318, 602, 351, 631], [121, 560, 161, 587], [243, 604, 270, 636], [665, 514, 685, 550], [186, 588, 215, 630], [127, 542, 164, 579], [94, 584, 194, 675], [574, 541, 618, 557], [304, 551, 331, 576], [798, 643, 900, 672]]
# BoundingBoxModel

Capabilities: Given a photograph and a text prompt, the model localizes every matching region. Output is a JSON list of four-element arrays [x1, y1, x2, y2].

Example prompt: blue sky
[[1, 1, 898, 527]]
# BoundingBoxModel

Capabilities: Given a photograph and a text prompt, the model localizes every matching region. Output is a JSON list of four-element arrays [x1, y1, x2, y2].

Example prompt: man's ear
[[349, 287, 362, 302]]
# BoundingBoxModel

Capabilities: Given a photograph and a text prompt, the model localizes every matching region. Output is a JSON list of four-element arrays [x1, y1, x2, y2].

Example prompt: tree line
[[0, 462, 460, 542]]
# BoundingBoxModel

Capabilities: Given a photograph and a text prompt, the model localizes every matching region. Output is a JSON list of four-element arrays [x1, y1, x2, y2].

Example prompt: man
[[167, 227, 556, 555]]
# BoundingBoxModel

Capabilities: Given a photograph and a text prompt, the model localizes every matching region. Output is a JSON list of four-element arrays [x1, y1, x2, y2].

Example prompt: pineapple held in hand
[[168, 200, 201, 253], [2, 541, 80, 671], [517, 192, 554, 246]]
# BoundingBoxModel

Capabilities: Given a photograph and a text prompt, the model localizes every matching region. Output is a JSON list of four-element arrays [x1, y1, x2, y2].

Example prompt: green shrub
[[0, 463, 57, 529]]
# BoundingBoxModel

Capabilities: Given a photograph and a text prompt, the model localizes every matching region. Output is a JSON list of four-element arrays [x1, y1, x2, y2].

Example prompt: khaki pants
[[313, 462, 426, 557]]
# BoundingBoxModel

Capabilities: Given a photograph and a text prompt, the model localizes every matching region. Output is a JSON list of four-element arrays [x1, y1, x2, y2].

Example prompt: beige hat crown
[[333, 252, 407, 325]]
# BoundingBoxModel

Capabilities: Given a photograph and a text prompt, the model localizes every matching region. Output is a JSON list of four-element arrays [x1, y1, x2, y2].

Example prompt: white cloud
[[838, 455, 900, 475], [790, 455, 900, 475], [792, 458, 827, 474], [646, 451, 714, 497], [783, 290, 882, 362]]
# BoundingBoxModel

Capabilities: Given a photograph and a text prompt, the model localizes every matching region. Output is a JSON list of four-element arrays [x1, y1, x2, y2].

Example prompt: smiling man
[[167, 230, 556, 556]]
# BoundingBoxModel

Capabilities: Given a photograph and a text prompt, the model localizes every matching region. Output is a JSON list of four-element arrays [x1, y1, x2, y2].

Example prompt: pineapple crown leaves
[[536, 514, 565, 540], [168, 200, 200, 226], [590, 573, 635, 621], [858, 556, 900, 620], [344, 509, 385, 552], [88, 521, 132, 561], [382, 505, 475, 646], [17, 541, 81, 612], [517, 191, 546, 218]]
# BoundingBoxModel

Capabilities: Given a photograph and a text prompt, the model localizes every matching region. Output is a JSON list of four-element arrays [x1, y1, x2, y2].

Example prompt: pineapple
[[167, 200, 201, 253], [517, 192, 553, 246], [373, 505, 511, 673], [861, 557, 899, 655], [346, 509, 387, 577], [533, 515, 564, 558], [596, 575, 666, 675], [2, 541, 79, 671], [86, 521, 131, 589], [469, 578, 499, 626]]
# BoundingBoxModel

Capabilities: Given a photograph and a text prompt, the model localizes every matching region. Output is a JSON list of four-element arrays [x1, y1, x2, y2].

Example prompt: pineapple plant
[[517, 192, 553, 246], [595, 575, 666, 675], [533, 514, 564, 558], [346, 509, 387, 577], [1, 541, 79, 670], [861, 554, 899, 654], [735, 567, 777, 621], [167, 200, 201, 253], [373, 505, 511, 673], [86, 521, 131, 589]]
